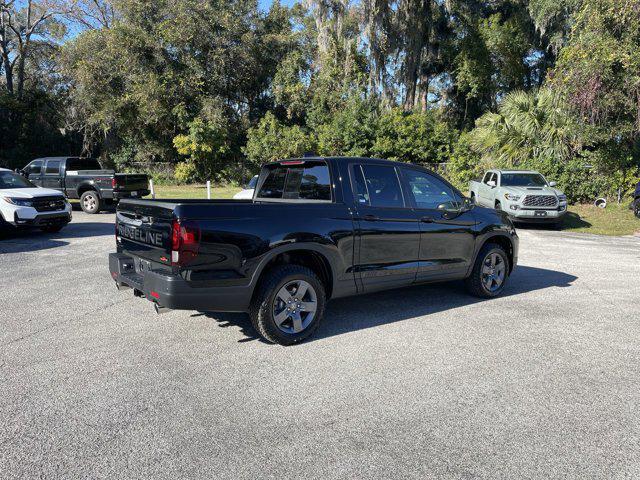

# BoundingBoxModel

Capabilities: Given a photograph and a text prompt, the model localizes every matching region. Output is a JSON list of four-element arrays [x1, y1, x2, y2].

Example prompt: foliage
[[244, 112, 316, 164], [373, 108, 458, 166], [470, 88, 581, 167]]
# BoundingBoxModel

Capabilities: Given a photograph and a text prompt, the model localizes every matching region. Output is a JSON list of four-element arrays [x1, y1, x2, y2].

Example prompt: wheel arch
[[77, 183, 100, 198], [250, 244, 336, 300], [474, 233, 515, 274]]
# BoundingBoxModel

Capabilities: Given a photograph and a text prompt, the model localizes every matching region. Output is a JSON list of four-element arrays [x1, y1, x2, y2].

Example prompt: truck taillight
[[171, 219, 200, 266], [111, 178, 118, 189]]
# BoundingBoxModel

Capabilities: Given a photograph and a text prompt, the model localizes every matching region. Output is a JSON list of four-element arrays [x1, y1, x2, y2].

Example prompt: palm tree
[[470, 88, 581, 167]]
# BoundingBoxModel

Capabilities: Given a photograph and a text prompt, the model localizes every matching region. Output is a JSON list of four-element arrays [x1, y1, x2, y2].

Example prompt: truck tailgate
[[115, 174, 149, 191], [116, 200, 175, 265]]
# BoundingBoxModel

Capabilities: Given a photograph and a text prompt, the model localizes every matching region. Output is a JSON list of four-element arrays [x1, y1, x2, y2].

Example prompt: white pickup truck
[[469, 170, 568, 226]]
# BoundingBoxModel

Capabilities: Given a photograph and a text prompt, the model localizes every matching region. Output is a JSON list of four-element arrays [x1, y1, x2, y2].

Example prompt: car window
[[403, 169, 459, 210], [482, 172, 492, 184], [67, 158, 101, 170], [45, 160, 61, 175], [247, 175, 258, 189], [354, 164, 404, 208], [28, 161, 42, 175], [256, 161, 331, 201], [501, 173, 547, 187]]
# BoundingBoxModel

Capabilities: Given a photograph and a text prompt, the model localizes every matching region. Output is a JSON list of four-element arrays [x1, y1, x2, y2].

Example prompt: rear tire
[[470, 193, 476, 205], [634, 199, 640, 219], [250, 265, 326, 345], [80, 190, 101, 214], [465, 243, 510, 298]]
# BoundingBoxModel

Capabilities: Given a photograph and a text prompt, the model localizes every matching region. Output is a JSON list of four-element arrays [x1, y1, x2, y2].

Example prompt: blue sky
[[259, 0, 298, 10]]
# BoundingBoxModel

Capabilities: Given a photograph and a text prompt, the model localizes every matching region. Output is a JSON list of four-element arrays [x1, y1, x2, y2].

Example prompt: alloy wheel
[[481, 253, 506, 292], [272, 280, 317, 334]]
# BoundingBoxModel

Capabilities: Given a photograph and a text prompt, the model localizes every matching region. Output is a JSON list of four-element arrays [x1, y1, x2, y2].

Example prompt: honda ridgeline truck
[[110, 157, 519, 345]]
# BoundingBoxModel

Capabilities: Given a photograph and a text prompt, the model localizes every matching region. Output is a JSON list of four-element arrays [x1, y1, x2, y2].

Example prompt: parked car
[[19, 157, 150, 214], [0, 168, 72, 233], [110, 157, 519, 345], [233, 175, 259, 200], [634, 182, 640, 219], [469, 170, 568, 227]]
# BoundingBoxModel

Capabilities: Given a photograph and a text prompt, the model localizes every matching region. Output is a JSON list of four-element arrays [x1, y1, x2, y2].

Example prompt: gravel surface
[[1, 212, 639, 479]]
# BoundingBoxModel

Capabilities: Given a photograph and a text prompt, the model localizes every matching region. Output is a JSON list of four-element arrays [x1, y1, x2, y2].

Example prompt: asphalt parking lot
[[1, 211, 639, 479]]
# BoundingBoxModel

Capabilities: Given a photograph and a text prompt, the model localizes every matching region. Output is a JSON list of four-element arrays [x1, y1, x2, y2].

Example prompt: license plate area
[[534, 210, 548, 217], [135, 258, 152, 274]]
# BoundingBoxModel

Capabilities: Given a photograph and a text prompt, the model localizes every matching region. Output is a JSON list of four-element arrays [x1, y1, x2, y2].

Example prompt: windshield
[[0, 171, 36, 189], [501, 173, 547, 187]]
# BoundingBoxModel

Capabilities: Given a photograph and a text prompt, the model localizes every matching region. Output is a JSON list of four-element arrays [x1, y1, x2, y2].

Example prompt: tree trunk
[[401, 0, 431, 111]]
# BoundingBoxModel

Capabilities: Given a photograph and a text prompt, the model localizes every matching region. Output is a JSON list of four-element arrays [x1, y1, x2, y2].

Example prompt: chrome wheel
[[481, 252, 506, 292], [83, 194, 97, 212], [272, 280, 317, 334]]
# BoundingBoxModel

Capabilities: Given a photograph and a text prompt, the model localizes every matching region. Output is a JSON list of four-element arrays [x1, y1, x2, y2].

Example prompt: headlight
[[557, 194, 567, 203], [2, 197, 33, 207], [504, 193, 521, 201]]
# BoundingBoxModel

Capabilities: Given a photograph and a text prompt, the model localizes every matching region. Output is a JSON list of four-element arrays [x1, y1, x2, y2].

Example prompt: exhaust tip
[[154, 303, 171, 315], [115, 282, 131, 291]]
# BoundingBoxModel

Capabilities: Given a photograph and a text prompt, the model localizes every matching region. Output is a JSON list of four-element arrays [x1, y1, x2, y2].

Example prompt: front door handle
[[421, 216, 435, 223], [363, 214, 379, 222]]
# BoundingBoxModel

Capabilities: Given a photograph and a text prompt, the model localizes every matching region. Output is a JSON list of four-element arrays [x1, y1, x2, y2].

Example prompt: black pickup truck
[[21, 157, 149, 214], [110, 157, 519, 345]]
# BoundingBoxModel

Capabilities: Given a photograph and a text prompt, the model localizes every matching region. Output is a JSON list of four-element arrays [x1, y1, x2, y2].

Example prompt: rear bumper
[[103, 190, 151, 200], [109, 252, 252, 312]]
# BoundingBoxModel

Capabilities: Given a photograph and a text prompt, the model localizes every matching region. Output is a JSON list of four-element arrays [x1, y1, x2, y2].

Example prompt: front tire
[[465, 243, 510, 298], [80, 190, 101, 214], [634, 199, 640, 219], [250, 265, 326, 345]]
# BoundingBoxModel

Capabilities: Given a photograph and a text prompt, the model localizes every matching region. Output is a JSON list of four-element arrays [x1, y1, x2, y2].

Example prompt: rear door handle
[[421, 216, 435, 223], [363, 214, 379, 222]]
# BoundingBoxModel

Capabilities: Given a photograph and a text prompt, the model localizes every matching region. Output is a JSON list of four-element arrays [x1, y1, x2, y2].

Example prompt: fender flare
[[247, 241, 340, 292], [468, 232, 516, 276]]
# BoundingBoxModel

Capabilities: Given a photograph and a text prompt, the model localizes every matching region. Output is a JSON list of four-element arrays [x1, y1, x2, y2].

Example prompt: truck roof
[[490, 170, 541, 174]]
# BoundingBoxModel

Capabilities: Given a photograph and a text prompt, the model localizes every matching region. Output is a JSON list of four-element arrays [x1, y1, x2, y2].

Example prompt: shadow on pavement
[[516, 212, 590, 231], [202, 265, 578, 344], [0, 221, 114, 253]]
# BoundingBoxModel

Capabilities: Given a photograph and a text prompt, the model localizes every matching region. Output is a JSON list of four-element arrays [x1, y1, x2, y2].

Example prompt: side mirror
[[15, 169, 25, 176], [549, 181, 557, 187], [487, 180, 496, 187]]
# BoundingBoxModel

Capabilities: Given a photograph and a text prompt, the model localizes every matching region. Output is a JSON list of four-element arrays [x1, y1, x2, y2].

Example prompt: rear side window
[[256, 161, 331, 201], [45, 160, 61, 175], [67, 158, 101, 170], [354, 164, 404, 208]]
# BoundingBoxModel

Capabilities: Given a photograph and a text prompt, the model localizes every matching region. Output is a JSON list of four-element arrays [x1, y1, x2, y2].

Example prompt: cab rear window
[[256, 161, 332, 201]]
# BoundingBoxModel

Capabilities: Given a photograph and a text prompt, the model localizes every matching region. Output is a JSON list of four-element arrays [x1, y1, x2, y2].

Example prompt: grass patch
[[151, 184, 238, 199], [564, 203, 639, 236], [146, 185, 639, 236]]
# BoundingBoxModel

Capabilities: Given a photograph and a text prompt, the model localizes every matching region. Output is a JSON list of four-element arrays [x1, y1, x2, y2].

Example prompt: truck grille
[[32, 196, 66, 212], [522, 195, 557, 208]]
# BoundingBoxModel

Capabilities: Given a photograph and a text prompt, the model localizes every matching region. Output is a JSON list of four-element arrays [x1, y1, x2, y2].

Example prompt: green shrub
[[174, 161, 198, 184]]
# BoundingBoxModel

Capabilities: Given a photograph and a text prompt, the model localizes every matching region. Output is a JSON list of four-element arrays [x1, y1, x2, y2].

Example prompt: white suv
[[0, 168, 72, 233]]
